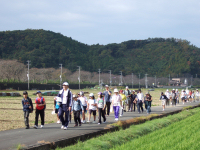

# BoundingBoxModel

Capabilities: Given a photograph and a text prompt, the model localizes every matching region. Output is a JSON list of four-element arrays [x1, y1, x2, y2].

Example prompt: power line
[[77, 66, 81, 90], [27, 60, 31, 90], [59, 64, 62, 89]]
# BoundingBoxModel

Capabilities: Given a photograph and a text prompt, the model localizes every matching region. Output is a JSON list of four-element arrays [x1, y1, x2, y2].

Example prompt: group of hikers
[[22, 81, 199, 130]]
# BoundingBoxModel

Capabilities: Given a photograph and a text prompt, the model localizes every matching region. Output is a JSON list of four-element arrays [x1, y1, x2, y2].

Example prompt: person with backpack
[[97, 92, 106, 124], [22, 91, 33, 129], [130, 90, 137, 112], [165, 89, 170, 106], [103, 85, 112, 116], [124, 86, 131, 112], [57, 82, 72, 130], [71, 94, 83, 127], [146, 93, 152, 114], [160, 92, 167, 111], [87, 93, 97, 123], [53, 96, 61, 124], [79, 91, 87, 123], [34, 91, 46, 129]]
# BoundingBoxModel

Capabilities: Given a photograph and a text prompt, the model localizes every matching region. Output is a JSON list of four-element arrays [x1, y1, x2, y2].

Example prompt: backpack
[[23, 97, 33, 113], [36, 97, 46, 110], [172, 93, 176, 99]]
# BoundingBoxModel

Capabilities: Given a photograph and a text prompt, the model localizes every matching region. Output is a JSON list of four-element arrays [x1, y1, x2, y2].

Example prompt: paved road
[[0, 101, 200, 150]]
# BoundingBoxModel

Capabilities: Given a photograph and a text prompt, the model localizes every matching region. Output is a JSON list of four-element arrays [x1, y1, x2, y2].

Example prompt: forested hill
[[0, 29, 200, 76]]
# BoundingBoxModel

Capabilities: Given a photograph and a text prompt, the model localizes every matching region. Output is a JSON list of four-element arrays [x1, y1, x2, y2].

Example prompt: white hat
[[114, 89, 119, 93], [173, 89, 175, 91], [89, 93, 94, 97], [73, 94, 77, 98], [105, 85, 109, 87], [80, 91, 84, 96], [182, 89, 184, 91], [176, 89, 178, 91], [63, 82, 69, 86], [196, 89, 198, 91], [126, 86, 129, 89], [132, 90, 135, 92], [166, 89, 169, 91]]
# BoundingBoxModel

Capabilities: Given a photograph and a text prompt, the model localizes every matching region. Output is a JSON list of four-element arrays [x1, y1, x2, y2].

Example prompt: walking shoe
[[79, 123, 81, 126], [41, 125, 44, 128], [87, 120, 90, 123], [25, 126, 30, 129], [57, 120, 61, 124], [64, 127, 67, 130], [98, 123, 101, 125], [61, 125, 64, 129], [103, 121, 106, 123], [92, 121, 96, 123], [83, 120, 86, 123], [74, 124, 78, 127], [34, 125, 38, 129]]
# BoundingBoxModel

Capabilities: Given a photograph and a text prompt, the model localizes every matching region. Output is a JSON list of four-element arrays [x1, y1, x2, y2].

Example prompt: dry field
[[0, 88, 169, 131]]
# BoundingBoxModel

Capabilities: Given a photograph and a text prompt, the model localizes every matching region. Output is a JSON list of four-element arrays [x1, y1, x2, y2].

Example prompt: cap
[[166, 89, 169, 91], [146, 93, 148, 95], [63, 82, 69, 86], [114, 89, 119, 93], [105, 85, 109, 87], [23, 91, 28, 95], [176, 89, 178, 91], [73, 94, 77, 98], [36, 91, 41, 94], [132, 90, 135, 92], [98, 92, 102, 95], [196, 89, 198, 91], [126, 86, 129, 89], [89, 93, 94, 97], [80, 91, 84, 96], [119, 90, 123, 93], [161, 92, 163, 94]]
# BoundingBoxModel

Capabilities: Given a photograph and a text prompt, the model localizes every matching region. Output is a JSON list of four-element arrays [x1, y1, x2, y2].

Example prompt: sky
[[0, 0, 200, 47]]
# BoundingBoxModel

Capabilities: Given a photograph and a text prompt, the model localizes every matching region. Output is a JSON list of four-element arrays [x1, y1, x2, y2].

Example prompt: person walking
[[22, 91, 33, 129], [165, 89, 170, 106], [124, 86, 131, 112], [160, 92, 167, 111], [171, 89, 176, 106], [79, 91, 87, 123], [175, 89, 179, 104], [103, 85, 112, 116], [34, 91, 46, 129], [136, 89, 144, 113], [97, 92, 106, 124], [146, 93, 152, 114], [119, 90, 126, 116], [181, 89, 186, 104], [57, 82, 72, 130], [87, 93, 97, 123], [144, 93, 148, 111], [71, 94, 83, 127], [111, 89, 122, 121], [130, 90, 137, 112], [195, 89, 199, 101], [53, 96, 61, 124]]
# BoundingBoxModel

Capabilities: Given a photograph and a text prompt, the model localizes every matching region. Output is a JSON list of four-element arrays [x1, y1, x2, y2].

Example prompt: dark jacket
[[57, 89, 72, 107], [22, 97, 33, 112], [130, 94, 137, 103]]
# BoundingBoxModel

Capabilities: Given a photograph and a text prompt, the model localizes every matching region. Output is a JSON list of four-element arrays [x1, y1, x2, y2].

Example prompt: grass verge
[[113, 108, 200, 150], [56, 107, 200, 150]]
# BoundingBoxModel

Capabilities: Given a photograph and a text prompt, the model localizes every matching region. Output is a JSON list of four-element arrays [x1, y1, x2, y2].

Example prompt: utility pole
[[132, 73, 134, 89], [155, 75, 157, 87], [109, 70, 111, 86], [145, 73, 148, 88], [139, 73, 140, 89], [27, 60, 31, 90], [119, 71, 122, 85], [77, 66, 81, 90], [98, 69, 101, 87], [169, 74, 170, 82], [59, 64, 62, 89], [191, 75, 193, 86], [196, 74, 197, 78]]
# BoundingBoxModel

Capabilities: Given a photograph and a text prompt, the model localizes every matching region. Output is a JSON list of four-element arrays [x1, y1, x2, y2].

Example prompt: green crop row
[[56, 107, 200, 150], [113, 109, 200, 150]]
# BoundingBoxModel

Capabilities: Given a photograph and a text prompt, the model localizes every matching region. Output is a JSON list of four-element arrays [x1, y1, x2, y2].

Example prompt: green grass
[[56, 107, 200, 150], [113, 109, 200, 150]]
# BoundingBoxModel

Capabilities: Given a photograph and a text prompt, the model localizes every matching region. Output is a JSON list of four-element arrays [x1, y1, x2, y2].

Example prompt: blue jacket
[[72, 99, 83, 111], [22, 97, 33, 112], [57, 89, 72, 107]]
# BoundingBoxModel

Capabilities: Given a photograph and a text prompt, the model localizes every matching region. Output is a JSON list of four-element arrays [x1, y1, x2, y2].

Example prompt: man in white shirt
[[79, 91, 87, 123], [136, 89, 144, 113], [57, 82, 72, 130], [195, 89, 199, 101]]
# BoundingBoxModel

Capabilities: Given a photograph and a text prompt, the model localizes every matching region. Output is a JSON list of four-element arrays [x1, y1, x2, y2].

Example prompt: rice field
[[0, 88, 183, 131]]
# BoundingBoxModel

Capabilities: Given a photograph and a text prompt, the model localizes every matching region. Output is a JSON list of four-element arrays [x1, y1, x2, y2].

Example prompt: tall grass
[[56, 107, 200, 150], [113, 109, 200, 150]]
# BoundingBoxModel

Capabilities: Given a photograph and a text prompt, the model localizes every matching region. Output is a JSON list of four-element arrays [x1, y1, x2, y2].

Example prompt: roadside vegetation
[[56, 107, 200, 150]]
